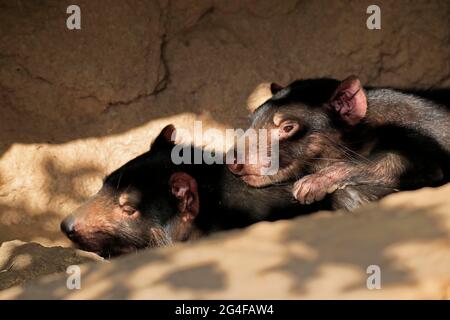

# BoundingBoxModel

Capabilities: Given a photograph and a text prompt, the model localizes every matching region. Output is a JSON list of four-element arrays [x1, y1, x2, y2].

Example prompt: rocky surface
[[0, 184, 449, 299], [0, 240, 102, 291], [0, 0, 449, 298]]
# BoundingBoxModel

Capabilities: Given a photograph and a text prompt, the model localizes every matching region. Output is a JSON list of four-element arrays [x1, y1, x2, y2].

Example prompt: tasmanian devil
[[60, 125, 327, 258], [229, 75, 450, 209], [61, 124, 399, 257]]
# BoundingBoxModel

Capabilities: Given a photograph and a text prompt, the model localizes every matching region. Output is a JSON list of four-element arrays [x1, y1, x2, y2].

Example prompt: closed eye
[[121, 205, 137, 216]]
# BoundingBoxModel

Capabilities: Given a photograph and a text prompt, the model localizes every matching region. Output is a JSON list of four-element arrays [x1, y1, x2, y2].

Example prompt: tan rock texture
[[0, 240, 102, 291], [0, 184, 449, 299], [0, 0, 449, 298]]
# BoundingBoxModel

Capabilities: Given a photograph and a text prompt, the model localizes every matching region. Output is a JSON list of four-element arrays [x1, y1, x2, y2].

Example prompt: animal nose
[[60, 215, 76, 238], [228, 163, 244, 175], [226, 149, 245, 175]]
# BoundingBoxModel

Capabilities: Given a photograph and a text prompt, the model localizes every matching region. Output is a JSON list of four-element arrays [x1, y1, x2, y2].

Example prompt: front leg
[[331, 185, 398, 211], [293, 163, 354, 204], [293, 152, 409, 205]]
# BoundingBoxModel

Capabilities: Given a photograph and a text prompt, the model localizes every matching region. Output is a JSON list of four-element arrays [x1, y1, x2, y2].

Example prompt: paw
[[293, 172, 347, 205]]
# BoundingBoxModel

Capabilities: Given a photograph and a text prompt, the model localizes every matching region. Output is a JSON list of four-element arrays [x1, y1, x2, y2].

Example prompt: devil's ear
[[169, 172, 199, 222], [327, 75, 367, 126], [270, 83, 284, 94], [247, 82, 284, 113], [151, 124, 176, 150]]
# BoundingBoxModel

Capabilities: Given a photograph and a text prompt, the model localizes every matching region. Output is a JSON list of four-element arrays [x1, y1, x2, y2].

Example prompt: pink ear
[[169, 172, 199, 221], [328, 76, 367, 125]]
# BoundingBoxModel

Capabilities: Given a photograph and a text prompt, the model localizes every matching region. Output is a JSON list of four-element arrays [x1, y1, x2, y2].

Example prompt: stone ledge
[[1, 184, 449, 299]]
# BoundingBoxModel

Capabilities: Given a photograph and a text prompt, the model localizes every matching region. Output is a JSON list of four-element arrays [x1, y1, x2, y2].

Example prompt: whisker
[[335, 141, 372, 164], [316, 131, 373, 165], [310, 157, 355, 163], [116, 170, 123, 190]]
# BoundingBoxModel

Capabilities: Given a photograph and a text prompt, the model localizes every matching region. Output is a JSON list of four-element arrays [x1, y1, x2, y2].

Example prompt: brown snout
[[59, 196, 109, 248], [227, 152, 272, 177], [228, 161, 271, 178]]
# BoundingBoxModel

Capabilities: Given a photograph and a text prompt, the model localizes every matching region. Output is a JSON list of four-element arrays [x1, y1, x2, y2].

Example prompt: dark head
[[60, 125, 201, 258], [228, 76, 369, 187]]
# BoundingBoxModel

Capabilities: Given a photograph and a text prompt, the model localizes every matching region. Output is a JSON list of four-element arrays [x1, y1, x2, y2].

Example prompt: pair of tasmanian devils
[[61, 75, 450, 258]]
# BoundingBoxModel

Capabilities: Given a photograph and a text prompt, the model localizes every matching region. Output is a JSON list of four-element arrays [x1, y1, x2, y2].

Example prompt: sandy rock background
[[0, 240, 101, 290], [0, 0, 449, 296]]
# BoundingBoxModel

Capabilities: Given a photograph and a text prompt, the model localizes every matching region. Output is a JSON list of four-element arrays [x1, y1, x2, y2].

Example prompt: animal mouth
[[76, 243, 138, 259], [241, 174, 274, 187], [66, 232, 137, 259], [240, 160, 304, 187], [97, 245, 138, 259]]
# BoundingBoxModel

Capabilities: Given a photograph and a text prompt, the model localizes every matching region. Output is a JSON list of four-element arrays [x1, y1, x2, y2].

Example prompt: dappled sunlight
[[0, 184, 447, 299], [261, 186, 450, 298], [302, 264, 365, 299], [8, 254, 32, 271], [0, 111, 233, 245], [0, 240, 100, 291]]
